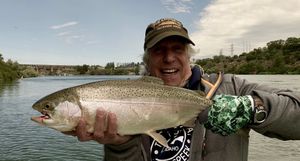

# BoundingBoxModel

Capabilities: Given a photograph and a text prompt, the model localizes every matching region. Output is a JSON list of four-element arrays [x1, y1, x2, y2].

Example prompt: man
[[70, 18, 300, 161]]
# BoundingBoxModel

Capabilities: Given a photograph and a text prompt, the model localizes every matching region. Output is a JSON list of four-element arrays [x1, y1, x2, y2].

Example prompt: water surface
[[0, 75, 299, 161]]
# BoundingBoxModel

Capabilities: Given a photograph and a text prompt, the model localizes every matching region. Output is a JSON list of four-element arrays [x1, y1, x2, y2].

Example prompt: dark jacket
[[104, 67, 300, 161]]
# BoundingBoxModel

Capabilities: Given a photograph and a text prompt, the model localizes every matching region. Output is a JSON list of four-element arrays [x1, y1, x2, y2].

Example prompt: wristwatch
[[252, 96, 268, 124]]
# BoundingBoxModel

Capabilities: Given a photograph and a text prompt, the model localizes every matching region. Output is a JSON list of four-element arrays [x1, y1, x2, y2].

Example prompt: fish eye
[[43, 102, 54, 110], [45, 104, 50, 109]]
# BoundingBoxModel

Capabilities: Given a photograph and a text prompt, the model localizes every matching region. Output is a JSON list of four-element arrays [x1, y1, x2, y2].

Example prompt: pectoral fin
[[146, 131, 170, 148]]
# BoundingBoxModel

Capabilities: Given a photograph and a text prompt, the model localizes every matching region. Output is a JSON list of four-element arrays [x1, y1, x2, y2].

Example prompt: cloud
[[86, 40, 100, 45], [64, 35, 83, 44], [55, 31, 83, 44], [161, 0, 192, 13], [50, 21, 83, 44], [56, 31, 72, 37], [50, 21, 79, 30], [190, 0, 300, 58]]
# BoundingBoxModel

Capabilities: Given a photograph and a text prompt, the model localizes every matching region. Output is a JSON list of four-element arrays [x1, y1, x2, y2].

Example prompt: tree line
[[195, 37, 300, 74], [0, 54, 21, 82], [76, 62, 140, 75], [1, 36, 299, 82]]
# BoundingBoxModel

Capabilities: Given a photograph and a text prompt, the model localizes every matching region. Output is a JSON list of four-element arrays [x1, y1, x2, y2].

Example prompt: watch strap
[[251, 95, 268, 124]]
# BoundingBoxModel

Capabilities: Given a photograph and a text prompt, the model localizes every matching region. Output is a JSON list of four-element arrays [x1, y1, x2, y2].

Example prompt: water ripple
[[1, 75, 299, 161]]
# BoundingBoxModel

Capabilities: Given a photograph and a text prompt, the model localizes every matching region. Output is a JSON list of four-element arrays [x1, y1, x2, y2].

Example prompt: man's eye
[[153, 48, 162, 53], [152, 48, 163, 55], [174, 48, 184, 53]]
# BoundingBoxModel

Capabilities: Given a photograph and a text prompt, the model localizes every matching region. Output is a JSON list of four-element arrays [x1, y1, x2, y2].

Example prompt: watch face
[[256, 111, 266, 121], [254, 107, 267, 124]]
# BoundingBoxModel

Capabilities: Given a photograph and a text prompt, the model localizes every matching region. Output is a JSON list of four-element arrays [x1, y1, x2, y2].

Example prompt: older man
[[71, 18, 300, 161]]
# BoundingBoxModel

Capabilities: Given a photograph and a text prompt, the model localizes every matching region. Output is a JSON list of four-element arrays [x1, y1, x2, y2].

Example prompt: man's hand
[[63, 110, 132, 145], [204, 94, 254, 136]]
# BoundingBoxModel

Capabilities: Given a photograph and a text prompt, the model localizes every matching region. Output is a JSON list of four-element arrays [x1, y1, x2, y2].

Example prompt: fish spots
[[32, 77, 210, 138]]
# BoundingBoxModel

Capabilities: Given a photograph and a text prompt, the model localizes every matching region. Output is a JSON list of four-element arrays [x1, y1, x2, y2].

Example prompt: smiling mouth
[[161, 69, 178, 74]]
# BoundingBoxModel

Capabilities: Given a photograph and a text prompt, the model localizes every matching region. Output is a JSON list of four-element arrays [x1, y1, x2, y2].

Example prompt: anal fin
[[146, 131, 170, 148]]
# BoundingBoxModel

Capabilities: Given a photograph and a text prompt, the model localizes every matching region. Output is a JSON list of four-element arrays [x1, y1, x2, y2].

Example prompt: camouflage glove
[[204, 94, 254, 136]]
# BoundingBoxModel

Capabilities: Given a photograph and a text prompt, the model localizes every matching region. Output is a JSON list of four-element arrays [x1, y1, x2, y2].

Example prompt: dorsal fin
[[138, 76, 164, 85]]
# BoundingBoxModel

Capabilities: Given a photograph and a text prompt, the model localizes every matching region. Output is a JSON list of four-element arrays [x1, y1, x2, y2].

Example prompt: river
[[0, 75, 299, 161]]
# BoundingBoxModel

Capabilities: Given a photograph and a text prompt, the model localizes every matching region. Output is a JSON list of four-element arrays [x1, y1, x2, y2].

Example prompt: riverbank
[[0, 61, 20, 82]]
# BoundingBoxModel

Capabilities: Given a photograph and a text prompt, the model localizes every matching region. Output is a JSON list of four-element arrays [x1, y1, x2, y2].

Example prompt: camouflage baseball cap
[[144, 18, 195, 50]]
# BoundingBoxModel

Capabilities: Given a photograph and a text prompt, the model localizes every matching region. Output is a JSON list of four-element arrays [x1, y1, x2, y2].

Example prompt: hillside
[[195, 37, 300, 74]]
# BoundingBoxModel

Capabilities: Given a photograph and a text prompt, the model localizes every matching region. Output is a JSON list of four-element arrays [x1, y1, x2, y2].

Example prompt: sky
[[1, 0, 300, 66]]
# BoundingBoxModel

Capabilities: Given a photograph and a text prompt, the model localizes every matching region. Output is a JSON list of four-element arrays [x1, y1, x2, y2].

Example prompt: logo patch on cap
[[152, 18, 183, 31]]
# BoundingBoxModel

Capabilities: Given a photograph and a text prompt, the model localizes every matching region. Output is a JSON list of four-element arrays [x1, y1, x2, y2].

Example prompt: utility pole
[[230, 43, 234, 56], [219, 49, 223, 56], [243, 40, 251, 53]]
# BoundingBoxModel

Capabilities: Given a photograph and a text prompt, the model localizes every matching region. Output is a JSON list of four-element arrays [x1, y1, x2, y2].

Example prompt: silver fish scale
[[31, 77, 212, 146]]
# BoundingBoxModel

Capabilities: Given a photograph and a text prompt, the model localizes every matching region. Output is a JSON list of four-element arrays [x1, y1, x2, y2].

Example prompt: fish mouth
[[31, 112, 51, 124]]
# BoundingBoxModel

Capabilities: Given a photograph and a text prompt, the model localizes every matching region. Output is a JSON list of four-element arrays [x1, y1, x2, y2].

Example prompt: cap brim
[[145, 31, 195, 49]]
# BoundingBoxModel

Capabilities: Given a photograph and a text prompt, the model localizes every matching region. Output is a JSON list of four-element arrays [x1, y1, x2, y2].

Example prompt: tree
[[271, 54, 287, 74], [76, 64, 89, 74], [105, 62, 115, 70], [0, 53, 3, 62], [267, 40, 284, 50], [283, 37, 300, 53]]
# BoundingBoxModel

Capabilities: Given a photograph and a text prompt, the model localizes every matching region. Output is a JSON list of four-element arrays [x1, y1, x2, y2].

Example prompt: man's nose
[[163, 50, 175, 63]]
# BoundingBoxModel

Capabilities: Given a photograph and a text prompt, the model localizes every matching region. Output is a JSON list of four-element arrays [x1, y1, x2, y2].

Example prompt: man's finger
[[93, 110, 106, 139], [76, 118, 92, 141], [106, 112, 118, 138]]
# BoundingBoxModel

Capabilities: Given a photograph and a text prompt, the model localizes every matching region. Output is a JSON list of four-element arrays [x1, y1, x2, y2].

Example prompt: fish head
[[31, 89, 82, 132]]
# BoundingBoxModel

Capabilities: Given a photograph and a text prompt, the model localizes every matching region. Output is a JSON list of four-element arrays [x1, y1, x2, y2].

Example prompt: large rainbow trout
[[31, 76, 212, 147]]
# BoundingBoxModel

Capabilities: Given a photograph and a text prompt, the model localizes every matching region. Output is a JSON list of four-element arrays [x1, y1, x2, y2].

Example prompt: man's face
[[147, 37, 192, 87]]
